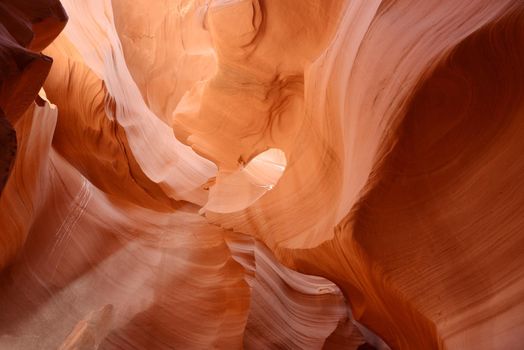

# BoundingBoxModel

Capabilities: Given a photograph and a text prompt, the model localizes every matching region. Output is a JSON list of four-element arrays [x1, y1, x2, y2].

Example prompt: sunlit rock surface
[[0, 0, 523, 349]]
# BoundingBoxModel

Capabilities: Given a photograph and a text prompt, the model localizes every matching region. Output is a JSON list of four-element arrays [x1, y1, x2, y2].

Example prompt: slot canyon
[[0, 0, 523, 349]]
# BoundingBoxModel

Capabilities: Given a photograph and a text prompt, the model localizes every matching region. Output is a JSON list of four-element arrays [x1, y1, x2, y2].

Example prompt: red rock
[[1, 1, 523, 349]]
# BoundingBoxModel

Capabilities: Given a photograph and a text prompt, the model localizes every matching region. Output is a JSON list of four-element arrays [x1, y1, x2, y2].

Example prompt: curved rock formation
[[0, 0, 66, 268], [1, 0, 523, 349]]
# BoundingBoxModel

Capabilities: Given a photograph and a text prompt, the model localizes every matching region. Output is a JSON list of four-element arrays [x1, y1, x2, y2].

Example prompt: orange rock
[[1, 1, 523, 349]]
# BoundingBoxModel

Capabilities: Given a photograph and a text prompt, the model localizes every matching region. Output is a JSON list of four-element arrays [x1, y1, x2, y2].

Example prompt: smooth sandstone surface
[[0, 0, 523, 349]]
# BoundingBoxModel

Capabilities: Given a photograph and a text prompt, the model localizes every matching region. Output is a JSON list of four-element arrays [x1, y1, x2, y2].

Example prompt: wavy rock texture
[[225, 232, 364, 349], [0, 0, 66, 269], [0, 0, 523, 349]]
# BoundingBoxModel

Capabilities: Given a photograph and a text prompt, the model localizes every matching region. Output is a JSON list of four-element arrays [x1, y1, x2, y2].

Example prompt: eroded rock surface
[[0, 0, 523, 349]]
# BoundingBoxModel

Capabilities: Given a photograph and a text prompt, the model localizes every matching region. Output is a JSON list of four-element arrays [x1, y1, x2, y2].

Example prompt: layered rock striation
[[0, 1, 523, 349]]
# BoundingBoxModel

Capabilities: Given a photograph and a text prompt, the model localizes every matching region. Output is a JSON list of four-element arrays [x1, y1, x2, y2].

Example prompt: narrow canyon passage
[[0, 1, 523, 349]]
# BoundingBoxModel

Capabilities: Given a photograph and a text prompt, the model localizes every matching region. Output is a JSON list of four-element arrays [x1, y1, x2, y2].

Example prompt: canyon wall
[[0, 0, 523, 349]]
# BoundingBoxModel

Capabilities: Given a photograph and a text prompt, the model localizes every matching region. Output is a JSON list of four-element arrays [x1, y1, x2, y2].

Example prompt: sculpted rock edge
[[0, 1, 523, 350]]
